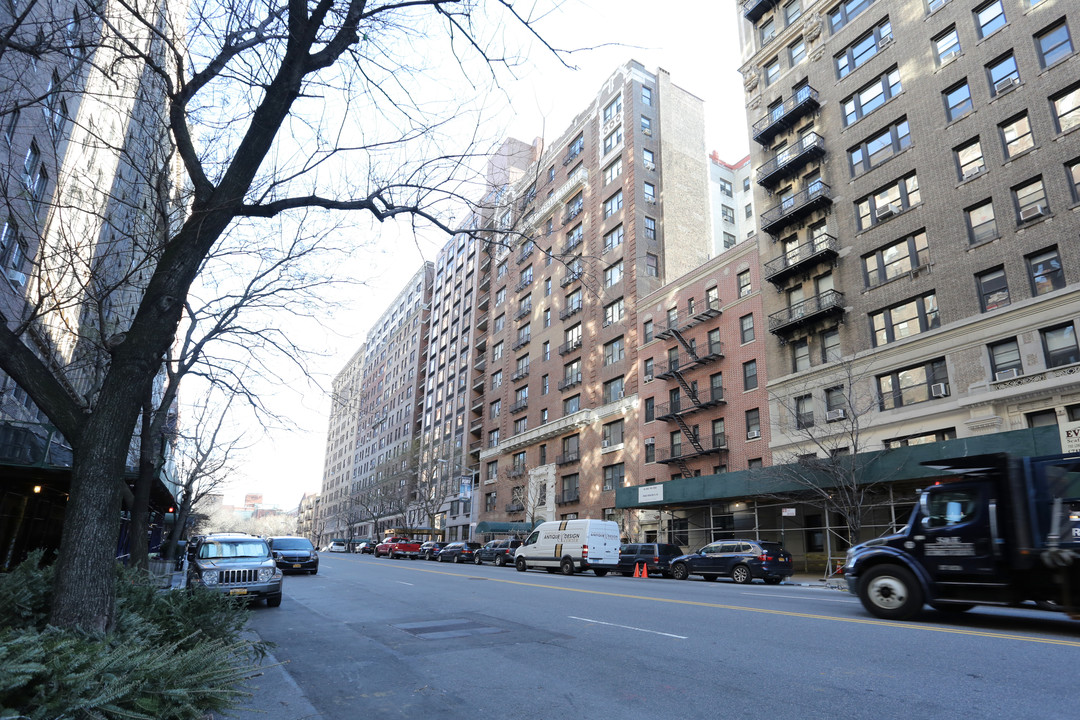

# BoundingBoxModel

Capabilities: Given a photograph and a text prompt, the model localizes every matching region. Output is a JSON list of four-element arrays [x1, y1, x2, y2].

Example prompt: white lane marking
[[569, 616, 687, 639], [740, 591, 856, 603], [396, 581, 415, 586]]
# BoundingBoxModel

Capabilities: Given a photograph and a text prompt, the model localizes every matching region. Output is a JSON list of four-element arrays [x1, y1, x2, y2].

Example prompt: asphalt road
[[241, 552, 1080, 720]]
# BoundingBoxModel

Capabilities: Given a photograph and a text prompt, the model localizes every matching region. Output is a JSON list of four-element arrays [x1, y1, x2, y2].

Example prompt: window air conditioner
[[940, 46, 960, 65], [994, 77, 1019, 95], [1019, 204, 1046, 222], [747, 429, 761, 440], [876, 203, 899, 220], [644, 161, 656, 171], [994, 368, 1020, 381], [6, 269, 27, 289], [962, 166, 982, 180], [644, 374, 654, 382], [878, 35, 894, 50], [602, 439, 611, 448], [825, 408, 846, 422], [643, 128, 652, 136], [930, 382, 950, 398]]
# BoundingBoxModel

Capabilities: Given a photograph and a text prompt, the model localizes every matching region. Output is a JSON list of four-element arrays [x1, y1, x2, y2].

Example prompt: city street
[[241, 553, 1080, 720]]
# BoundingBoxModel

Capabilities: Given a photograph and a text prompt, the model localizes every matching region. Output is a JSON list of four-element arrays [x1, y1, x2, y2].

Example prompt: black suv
[[420, 541, 449, 560], [670, 539, 793, 584], [473, 538, 523, 566], [187, 533, 284, 606], [268, 536, 318, 574], [617, 543, 684, 577], [438, 541, 482, 563]]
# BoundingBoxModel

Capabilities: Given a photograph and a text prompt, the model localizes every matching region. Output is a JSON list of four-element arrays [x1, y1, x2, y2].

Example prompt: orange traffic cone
[[633, 563, 642, 578], [641, 563, 649, 579]]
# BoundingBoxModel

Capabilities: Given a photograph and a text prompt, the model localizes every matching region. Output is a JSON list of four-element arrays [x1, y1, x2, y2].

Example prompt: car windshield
[[199, 540, 269, 559], [272, 539, 312, 550]]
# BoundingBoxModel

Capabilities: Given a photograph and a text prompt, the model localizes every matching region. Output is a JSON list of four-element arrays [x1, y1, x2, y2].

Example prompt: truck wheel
[[560, 559, 575, 576], [515, 557, 528, 572], [930, 602, 974, 613], [731, 565, 752, 584], [671, 563, 689, 581], [859, 564, 923, 620], [594, 569, 609, 577], [495, 555, 506, 567]]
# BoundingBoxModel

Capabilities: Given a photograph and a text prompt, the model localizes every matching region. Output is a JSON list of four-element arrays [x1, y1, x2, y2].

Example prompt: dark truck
[[845, 452, 1080, 621]]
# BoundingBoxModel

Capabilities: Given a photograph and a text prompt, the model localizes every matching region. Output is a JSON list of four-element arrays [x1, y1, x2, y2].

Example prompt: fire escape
[[652, 300, 727, 478]]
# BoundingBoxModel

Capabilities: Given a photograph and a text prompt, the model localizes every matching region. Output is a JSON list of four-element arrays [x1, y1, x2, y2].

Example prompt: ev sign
[[1061, 419, 1080, 454]]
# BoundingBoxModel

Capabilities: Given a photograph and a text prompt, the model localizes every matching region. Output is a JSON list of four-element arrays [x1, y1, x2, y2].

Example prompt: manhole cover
[[392, 618, 506, 640]]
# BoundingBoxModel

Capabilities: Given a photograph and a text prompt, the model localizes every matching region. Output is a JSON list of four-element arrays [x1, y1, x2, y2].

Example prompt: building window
[[564, 394, 580, 414], [935, 26, 961, 64], [603, 337, 625, 365], [719, 178, 733, 197], [1013, 177, 1047, 222], [765, 57, 780, 86], [790, 37, 807, 66], [842, 67, 901, 126], [829, 0, 877, 32], [488, 429, 500, 447], [604, 298, 624, 327], [821, 328, 841, 362], [602, 421, 624, 447], [792, 339, 810, 372], [604, 190, 623, 219], [3, 108, 18, 146], [795, 394, 814, 429], [855, 173, 920, 229], [640, 115, 652, 135], [877, 358, 948, 410], [1051, 83, 1080, 133], [740, 314, 755, 344], [835, 18, 893, 79], [745, 203, 753, 219], [644, 216, 656, 240], [723, 232, 736, 248], [987, 52, 1020, 97], [722, 205, 735, 224], [976, 267, 1010, 311], [1037, 21, 1073, 68], [604, 260, 623, 287], [603, 158, 622, 185], [644, 182, 656, 203], [567, 134, 584, 161], [643, 319, 654, 343], [644, 397, 655, 422], [603, 126, 622, 154], [603, 225, 624, 253], [603, 377, 624, 404], [644, 438, 655, 463], [760, 16, 776, 45], [1067, 159, 1080, 201], [862, 231, 930, 289], [543, 308, 551, 328], [602, 463, 625, 491], [485, 492, 497, 512], [974, 0, 1006, 39], [513, 417, 527, 435], [645, 253, 659, 277], [870, 293, 940, 346], [989, 338, 1022, 376], [1028, 247, 1065, 296], [603, 94, 622, 123], [642, 85, 653, 106], [849, 118, 910, 175], [1042, 324, 1079, 367], [955, 138, 985, 180], [737, 269, 751, 297], [785, 1, 802, 24], [944, 81, 973, 122], [746, 408, 761, 438], [743, 359, 758, 391], [542, 374, 549, 394], [965, 200, 997, 243], [884, 428, 957, 449]]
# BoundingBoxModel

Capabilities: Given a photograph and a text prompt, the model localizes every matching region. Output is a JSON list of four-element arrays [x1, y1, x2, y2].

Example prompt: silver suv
[[187, 533, 283, 606]]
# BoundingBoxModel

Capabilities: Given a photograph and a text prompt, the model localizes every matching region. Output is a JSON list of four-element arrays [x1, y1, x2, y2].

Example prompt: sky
[[219, 0, 750, 509]]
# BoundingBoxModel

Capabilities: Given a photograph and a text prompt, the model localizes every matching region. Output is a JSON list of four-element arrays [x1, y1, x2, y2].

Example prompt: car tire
[[454, 554, 461, 563], [859, 564, 924, 620], [495, 555, 506, 567], [560, 559, 575, 576], [266, 594, 282, 608], [439, 553, 446, 562], [594, 569, 608, 577], [516, 557, 528, 572], [732, 565, 753, 584], [671, 563, 690, 581], [474, 555, 483, 565], [310, 568, 318, 575]]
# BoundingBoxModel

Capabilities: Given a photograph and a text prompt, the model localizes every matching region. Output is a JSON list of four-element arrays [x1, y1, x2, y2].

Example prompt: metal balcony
[[764, 234, 840, 287], [508, 465, 527, 478], [475, 313, 488, 331], [511, 334, 531, 351], [556, 491, 580, 505], [756, 132, 826, 188], [509, 398, 528, 414], [558, 372, 582, 391], [511, 366, 530, 382], [478, 273, 491, 291], [752, 86, 821, 146], [560, 271, 583, 288], [656, 433, 727, 463], [558, 338, 583, 356], [515, 305, 532, 321], [515, 276, 534, 293], [556, 451, 580, 465], [654, 312, 680, 340], [559, 302, 583, 320], [505, 502, 525, 513], [517, 245, 534, 264], [768, 289, 845, 335], [562, 237, 583, 255], [760, 181, 832, 236], [742, 0, 778, 23]]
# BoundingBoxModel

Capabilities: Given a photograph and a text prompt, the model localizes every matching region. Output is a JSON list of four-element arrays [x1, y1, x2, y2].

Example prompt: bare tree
[[0, 0, 566, 630], [766, 359, 902, 573]]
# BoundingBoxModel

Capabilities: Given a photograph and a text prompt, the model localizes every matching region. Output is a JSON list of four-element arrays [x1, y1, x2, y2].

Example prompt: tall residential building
[[708, 152, 756, 255], [318, 265, 433, 541], [472, 61, 712, 531], [0, 0, 183, 564], [739, 2, 1079, 478]]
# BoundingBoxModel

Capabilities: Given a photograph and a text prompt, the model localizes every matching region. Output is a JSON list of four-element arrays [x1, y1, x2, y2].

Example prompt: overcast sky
[[220, 0, 748, 508]]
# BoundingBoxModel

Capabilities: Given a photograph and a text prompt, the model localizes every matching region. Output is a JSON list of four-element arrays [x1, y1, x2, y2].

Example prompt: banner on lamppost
[[459, 475, 473, 499]]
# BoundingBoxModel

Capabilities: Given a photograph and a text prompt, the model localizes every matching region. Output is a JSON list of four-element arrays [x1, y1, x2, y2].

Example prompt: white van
[[514, 519, 620, 576]]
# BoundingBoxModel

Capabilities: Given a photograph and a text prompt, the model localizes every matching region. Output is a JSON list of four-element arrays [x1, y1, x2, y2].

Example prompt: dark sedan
[[267, 536, 319, 574], [420, 541, 449, 560], [473, 538, 522, 566], [438, 541, 482, 563], [669, 539, 792, 584]]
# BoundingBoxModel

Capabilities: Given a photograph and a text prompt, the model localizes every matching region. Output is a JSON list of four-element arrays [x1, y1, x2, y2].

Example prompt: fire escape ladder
[[675, 456, 694, 478], [672, 370, 701, 405], [670, 328, 701, 363], [674, 415, 705, 453]]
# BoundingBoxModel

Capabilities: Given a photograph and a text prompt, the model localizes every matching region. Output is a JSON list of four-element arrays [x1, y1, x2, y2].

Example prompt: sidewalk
[[214, 638, 324, 720]]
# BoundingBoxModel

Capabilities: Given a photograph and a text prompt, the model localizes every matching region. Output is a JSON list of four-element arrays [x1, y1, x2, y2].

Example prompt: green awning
[[475, 521, 539, 534]]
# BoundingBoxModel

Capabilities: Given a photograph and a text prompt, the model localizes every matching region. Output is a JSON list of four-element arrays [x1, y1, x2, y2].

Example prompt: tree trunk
[[128, 394, 164, 571]]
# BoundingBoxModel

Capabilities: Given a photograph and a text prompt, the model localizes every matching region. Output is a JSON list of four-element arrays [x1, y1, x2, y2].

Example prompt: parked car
[[669, 539, 793, 584], [187, 533, 283, 606], [328, 540, 348, 553], [474, 538, 523, 566], [515, 519, 620, 576], [438, 541, 482, 563], [268, 536, 319, 574], [357, 540, 377, 554], [420, 541, 449, 560], [616, 543, 684, 577], [376, 537, 422, 558]]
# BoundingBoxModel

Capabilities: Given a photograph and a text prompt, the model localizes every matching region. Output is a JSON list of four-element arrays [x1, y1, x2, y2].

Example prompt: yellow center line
[[366, 559, 1080, 648]]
